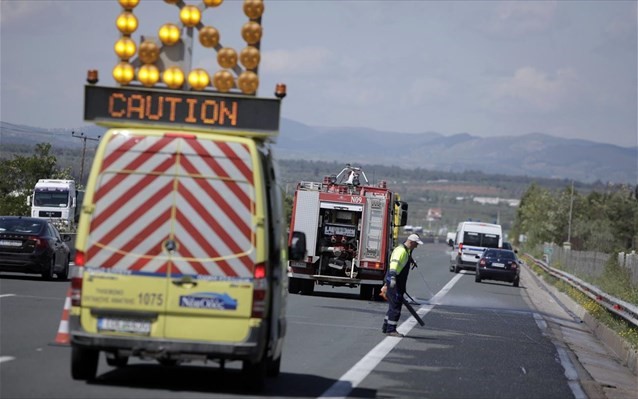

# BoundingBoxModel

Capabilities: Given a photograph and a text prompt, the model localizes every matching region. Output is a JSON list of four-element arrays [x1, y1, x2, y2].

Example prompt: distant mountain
[[275, 121, 637, 184], [1, 120, 636, 184], [0, 121, 106, 149]]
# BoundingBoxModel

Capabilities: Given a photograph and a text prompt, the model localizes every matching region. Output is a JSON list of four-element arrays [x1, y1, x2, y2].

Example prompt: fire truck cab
[[287, 165, 408, 300]]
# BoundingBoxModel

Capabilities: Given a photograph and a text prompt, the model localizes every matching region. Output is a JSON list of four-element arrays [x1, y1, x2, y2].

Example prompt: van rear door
[[163, 133, 259, 342], [81, 130, 260, 343]]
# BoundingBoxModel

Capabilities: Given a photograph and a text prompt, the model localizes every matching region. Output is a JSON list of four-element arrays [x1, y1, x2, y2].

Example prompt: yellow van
[[69, 119, 305, 390]]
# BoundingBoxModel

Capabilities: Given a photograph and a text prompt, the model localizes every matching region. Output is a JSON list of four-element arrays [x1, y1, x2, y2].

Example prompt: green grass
[[595, 259, 638, 306], [523, 254, 638, 350]]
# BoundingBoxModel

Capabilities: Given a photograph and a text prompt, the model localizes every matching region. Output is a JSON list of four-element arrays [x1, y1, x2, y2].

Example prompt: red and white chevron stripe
[[85, 132, 256, 277]]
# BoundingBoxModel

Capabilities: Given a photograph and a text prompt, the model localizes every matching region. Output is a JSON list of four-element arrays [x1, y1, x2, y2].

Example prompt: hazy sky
[[1, 0, 636, 147]]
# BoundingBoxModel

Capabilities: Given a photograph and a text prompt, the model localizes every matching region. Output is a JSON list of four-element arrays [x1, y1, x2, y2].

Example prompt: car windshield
[[0, 219, 45, 234], [33, 190, 70, 207]]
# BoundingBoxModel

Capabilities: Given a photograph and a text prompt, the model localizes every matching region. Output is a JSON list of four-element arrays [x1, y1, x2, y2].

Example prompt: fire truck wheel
[[359, 284, 374, 300], [288, 277, 300, 294], [300, 279, 315, 295]]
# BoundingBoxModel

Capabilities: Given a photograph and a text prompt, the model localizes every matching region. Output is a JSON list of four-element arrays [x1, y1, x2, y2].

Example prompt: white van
[[450, 221, 502, 273]]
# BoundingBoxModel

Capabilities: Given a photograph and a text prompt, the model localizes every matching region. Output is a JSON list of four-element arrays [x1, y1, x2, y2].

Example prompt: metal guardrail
[[527, 255, 638, 328]]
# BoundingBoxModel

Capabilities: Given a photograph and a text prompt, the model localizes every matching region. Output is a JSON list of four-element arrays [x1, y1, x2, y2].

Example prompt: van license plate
[[98, 318, 151, 335]]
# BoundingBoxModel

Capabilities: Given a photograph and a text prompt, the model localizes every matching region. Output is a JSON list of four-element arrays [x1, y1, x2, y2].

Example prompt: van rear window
[[464, 232, 500, 248]]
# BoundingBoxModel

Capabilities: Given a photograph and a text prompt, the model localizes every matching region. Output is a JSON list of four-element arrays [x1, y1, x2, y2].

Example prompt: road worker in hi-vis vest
[[381, 234, 423, 337]]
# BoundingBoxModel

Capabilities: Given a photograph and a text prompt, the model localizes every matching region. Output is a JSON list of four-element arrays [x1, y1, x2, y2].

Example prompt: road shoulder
[[520, 263, 637, 399]]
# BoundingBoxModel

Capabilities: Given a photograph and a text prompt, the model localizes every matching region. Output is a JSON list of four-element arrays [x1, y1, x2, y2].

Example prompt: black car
[[0, 216, 71, 280], [475, 248, 520, 287]]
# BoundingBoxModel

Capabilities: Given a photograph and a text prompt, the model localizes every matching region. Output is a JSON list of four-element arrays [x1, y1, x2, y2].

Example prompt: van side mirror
[[448, 239, 454, 247], [289, 231, 306, 261], [26, 195, 31, 206]]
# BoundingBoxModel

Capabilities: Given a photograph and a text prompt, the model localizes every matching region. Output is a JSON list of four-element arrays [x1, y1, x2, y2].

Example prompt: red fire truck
[[287, 164, 408, 299]]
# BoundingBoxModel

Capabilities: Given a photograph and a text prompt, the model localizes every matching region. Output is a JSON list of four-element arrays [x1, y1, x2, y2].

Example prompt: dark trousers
[[382, 284, 403, 333]]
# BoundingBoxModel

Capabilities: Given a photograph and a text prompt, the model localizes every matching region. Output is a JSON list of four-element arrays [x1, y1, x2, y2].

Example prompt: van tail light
[[71, 251, 85, 306], [74, 251, 85, 267], [252, 262, 268, 318], [458, 243, 463, 255]]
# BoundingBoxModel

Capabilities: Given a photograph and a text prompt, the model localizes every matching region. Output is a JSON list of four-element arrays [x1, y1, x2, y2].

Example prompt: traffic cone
[[53, 287, 72, 345]]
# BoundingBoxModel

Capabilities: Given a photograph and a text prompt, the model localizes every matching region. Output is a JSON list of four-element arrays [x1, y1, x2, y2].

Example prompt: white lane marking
[[534, 312, 587, 399], [319, 274, 463, 399], [533, 312, 548, 330], [0, 294, 16, 298], [557, 347, 587, 399], [0, 356, 15, 364]]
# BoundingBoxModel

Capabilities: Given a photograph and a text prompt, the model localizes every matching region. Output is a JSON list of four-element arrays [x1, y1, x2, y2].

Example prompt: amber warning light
[[84, 85, 280, 131]]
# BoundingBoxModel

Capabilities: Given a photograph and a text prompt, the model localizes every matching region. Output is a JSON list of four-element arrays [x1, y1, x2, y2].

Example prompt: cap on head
[[407, 234, 424, 245]]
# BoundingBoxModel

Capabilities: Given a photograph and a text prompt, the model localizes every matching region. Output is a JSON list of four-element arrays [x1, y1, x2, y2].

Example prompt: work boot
[[381, 322, 388, 333], [385, 331, 404, 338]]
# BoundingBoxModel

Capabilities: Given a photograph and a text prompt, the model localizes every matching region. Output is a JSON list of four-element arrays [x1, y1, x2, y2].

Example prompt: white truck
[[27, 179, 79, 232]]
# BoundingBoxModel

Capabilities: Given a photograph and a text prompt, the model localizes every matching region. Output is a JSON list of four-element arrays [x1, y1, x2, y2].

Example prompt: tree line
[[511, 183, 638, 252]]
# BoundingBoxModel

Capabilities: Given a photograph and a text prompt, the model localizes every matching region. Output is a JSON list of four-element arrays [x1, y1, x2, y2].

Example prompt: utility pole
[[567, 180, 574, 247], [71, 131, 101, 185]]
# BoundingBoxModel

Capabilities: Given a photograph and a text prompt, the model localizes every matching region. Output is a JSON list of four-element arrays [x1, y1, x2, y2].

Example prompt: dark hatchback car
[[475, 248, 520, 287], [0, 216, 71, 280]]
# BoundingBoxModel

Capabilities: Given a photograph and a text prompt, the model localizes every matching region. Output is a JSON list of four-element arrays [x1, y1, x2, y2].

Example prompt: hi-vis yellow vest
[[389, 244, 410, 275]]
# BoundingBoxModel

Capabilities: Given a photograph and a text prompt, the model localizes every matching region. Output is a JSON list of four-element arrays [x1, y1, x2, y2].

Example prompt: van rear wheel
[[266, 354, 281, 377], [71, 346, 99, 380], [242, 358, 267, 391]]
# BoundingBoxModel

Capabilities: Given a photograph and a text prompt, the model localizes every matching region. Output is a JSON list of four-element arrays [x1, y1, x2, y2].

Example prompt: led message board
[[84, 85, 280, 132]]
